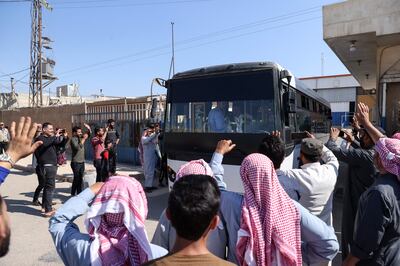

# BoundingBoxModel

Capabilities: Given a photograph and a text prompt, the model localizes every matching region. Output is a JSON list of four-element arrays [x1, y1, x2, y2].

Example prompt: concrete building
[[300, 74, 360, 126], [323, 0, 400, 134]]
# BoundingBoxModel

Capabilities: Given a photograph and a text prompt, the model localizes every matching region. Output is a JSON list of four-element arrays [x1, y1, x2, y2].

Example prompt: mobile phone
[[291, 132, 308, 140]]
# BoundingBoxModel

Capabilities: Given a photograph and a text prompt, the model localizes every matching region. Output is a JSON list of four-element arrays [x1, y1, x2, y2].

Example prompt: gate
[[72, 111, 152, 165]]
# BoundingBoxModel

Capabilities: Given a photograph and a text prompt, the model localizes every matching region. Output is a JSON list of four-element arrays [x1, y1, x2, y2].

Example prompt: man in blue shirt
[[208, 102, 228, 133]]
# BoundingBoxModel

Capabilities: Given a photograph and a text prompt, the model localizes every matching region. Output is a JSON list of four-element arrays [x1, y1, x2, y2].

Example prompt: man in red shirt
[[91, 127, 107, 182]]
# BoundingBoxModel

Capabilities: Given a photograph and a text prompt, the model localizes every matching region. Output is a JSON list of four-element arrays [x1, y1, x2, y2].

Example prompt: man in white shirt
[[278, 137, 339, 226], [0, 122, 10, 154]]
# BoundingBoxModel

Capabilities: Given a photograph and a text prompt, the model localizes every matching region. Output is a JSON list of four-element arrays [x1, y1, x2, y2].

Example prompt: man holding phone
[[34, 122, 65, 217], [325, 125, 384, 259], [141, 123, 160, 193]]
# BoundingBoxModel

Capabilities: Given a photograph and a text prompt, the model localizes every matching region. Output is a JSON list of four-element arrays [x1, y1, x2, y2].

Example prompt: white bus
[[162, 61, 332, 192]]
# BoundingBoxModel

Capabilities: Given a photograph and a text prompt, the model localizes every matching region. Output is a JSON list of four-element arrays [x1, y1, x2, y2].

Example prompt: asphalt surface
[[0, 156, 344, 265], [0, 158, 168, 266]]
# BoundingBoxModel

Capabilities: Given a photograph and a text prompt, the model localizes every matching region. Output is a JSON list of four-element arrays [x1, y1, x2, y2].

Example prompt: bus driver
[[207, 101, 228, 133]]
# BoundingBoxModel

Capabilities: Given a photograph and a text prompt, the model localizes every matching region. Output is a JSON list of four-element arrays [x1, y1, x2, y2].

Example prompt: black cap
[[301, 138, 323, 156]]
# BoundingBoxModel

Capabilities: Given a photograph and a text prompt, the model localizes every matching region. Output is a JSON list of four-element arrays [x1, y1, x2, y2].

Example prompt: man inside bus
[[207, 101, 228, 133], [325, 124, 383, 260]]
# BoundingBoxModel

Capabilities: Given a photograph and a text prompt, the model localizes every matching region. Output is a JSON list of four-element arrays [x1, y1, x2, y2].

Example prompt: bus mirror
[[283, 90, 296, 113], [280, 69, 292, 89]]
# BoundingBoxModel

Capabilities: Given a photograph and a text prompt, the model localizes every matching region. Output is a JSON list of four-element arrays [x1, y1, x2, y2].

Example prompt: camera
[[339, 130, 345, 138]]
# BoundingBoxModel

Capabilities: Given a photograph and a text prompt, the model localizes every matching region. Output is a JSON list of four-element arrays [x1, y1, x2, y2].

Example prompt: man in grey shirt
[[70, 124, 91, 196]]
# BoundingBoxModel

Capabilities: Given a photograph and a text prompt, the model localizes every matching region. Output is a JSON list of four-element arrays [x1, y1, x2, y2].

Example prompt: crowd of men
[[30, 118, 120, 217], [0, 101, 399, 265]]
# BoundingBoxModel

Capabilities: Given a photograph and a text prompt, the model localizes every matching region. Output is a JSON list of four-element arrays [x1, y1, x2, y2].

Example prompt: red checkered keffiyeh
[[86, 175, 152, 266], [176, 159, 214, 180], [236, 153, 302, 266], [375, 137, 400, 179]]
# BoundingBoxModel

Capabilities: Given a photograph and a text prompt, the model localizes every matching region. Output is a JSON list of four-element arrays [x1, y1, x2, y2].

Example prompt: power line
[[51, 0, 189, 3], [52, 0, 212, 9], [0, 67, 29, 78], [0, 0, 30, 2], [13, 72, 30, 85], [58, 6, 321, 76], [59, 16, 321, 78], [2, 0, 29, 2]]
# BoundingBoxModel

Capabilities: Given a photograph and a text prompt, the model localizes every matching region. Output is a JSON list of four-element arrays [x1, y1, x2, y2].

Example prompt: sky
[[0, 0, 348, 98]]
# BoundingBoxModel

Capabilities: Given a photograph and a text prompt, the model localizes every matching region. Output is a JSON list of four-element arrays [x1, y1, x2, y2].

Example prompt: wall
[[356, 95, 377, 122], [385, 82, 400, 135], [0, 104, 85, 133]]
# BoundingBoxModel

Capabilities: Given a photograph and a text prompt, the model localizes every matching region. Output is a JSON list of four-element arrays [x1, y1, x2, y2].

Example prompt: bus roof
[[171, 61, 330, 108], [172, 61, 280, 79]]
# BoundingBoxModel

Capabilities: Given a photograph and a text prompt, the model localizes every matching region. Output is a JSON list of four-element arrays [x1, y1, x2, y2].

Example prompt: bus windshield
[[166, 100, 275, 133], [166, 70, 276, 134]]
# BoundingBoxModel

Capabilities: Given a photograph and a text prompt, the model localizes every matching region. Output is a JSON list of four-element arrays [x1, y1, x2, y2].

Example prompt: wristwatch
[[0, 152, 15, 167]]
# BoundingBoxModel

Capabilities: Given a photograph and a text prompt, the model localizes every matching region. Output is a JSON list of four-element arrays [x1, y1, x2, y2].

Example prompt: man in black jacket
[[326, 125, 383, 259], [105, 119, 120, 174], [34, 122, 64, 217]]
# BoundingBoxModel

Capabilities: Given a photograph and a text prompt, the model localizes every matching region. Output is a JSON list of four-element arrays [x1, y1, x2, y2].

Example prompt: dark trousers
[[71, 162, 85, 196], [33, 165, 45, 202], [0, 142, 8, 154], [109, 147, 117, 174], [94, 159, 102, 182], [37, 165, 57, 212]]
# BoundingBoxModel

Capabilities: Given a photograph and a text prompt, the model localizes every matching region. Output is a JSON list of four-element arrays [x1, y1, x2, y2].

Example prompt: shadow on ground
[[3, 197, 43, 217]]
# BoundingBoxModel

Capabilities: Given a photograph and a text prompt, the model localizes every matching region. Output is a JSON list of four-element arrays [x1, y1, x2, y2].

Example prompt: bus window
[[169, 103, 190, 132], [166, 100, 275, 134]]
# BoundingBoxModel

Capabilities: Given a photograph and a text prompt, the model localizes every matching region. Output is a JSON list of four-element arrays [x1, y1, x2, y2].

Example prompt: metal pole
[[38, 0, 43, 106], [171, 22, 175, 76]]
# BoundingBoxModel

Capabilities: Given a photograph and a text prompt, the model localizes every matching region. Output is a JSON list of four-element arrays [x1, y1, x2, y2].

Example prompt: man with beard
[[326, 126, 385, 259], [0, 117, 43, 257], [70, 123, 91, 196], [105, 119, 120, 174], [34, 122, 65, 217], [91, 127, 108, 182]]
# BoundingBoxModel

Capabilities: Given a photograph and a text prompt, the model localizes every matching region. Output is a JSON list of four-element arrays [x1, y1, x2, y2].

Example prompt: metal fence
[[72, 111, 151, 165]]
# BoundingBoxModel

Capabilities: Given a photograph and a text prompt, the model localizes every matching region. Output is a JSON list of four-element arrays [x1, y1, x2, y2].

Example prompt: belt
[[42, 164, 57, 167]]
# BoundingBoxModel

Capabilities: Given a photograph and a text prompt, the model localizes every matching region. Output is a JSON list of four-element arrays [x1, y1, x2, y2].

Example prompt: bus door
[[281, 86, 299, 170]]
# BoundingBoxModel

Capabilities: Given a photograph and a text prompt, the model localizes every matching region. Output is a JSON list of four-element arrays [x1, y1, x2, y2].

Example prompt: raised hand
[[356, 102, 370, 126], [215, 139, 236, 155], [330, 127, 340, 141], [305, 131, 316, 139], [7, 117, 43, 163]]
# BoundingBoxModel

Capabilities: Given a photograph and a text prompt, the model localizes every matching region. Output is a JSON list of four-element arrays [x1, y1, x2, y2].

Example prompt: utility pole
[[29, 0, 54, 107], [168, 22, 175, 79], [321, 52, 324, 76], [10, 77, 14, 95], [29, 0, 42, 107]]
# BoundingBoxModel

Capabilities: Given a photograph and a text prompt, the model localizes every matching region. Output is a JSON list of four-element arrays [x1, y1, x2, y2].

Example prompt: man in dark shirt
[[70, 123, 91, 196], [105, 119, 119, 174], [344, 102, 400, 266], [326, 126, 379, 258], [34, 122, 64, 217]]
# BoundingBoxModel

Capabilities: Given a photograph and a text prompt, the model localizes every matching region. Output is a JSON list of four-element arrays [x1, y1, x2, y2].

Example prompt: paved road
[[0, 164, 168, 266]]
